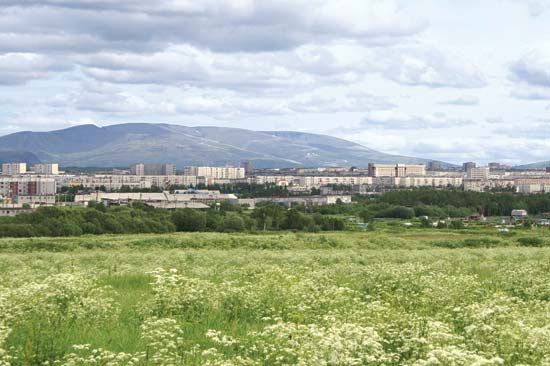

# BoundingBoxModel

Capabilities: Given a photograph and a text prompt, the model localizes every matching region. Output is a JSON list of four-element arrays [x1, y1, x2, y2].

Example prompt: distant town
[[1, 160, 549, 216]]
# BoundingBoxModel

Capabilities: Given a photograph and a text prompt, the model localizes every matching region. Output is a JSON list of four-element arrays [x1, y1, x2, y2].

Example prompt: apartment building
[[467, 167, 490, 180], [397, 176, 463, 188], [147, 175, 198, 188], [462, 162, 476, 172], [515, 178, 550, 194], [130, 163, 176, 176], [297, 176, 373, 188], [0, 177, 56, 204], [31, 163, 59, 175], [371, 176, 463, 188], [367, 163, 426, 177], [67, 174, 199, 190], [72, 175, 152, 190], [253, 175, 297, 186], [1, 163, 27, 175], [185, 166, 245, 179]]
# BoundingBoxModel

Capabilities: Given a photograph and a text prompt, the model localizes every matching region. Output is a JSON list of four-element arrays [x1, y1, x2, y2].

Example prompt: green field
[[1, 228, 550, 365]]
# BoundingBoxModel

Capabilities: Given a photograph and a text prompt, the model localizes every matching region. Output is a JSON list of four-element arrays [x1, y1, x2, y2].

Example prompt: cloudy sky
[[1, 0, 549, 165]]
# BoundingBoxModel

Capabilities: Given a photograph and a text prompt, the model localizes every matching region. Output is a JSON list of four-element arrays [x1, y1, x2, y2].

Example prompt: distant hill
[[514, 161, 550, 170], [0, 150, 40, 165], [0, 123, 452, 168]]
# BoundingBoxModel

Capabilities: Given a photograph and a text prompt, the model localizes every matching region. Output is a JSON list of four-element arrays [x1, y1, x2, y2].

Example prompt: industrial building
[[248, 195, 352, 209], [74, 190, 236, 208]]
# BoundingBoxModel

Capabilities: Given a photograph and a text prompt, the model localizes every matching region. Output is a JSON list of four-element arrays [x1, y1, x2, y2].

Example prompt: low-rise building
[[250, 195, 352, 208], [0, 206, 34, 217], [74, 190, 236, 207], [511, 209, 528, 220]]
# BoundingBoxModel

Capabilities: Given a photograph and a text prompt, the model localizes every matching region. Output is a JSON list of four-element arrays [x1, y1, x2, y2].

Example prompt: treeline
[[309, 189, 550, 219], [379, 190, 550, 216], [0, 202, 345, 238]]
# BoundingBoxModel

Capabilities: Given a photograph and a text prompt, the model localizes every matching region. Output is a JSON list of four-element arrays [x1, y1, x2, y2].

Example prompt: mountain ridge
[[514, 161, 550, 170], [0, 123, 453, 168]]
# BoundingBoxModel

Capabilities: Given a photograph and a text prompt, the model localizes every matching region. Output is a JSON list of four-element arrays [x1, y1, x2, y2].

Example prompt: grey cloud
[[510, 84, 550, 100], [0, 1, 425, 54], [510, 46, 550, 88], [73, 45, 372, 92]]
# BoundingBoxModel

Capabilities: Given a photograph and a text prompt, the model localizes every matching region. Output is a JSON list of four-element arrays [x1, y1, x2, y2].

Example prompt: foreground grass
[[1, 229, 550, 365]]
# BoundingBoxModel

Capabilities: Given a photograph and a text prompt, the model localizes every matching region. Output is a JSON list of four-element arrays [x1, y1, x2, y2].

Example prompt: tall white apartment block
[[368, 163, 426, 177], [467, 167, 490, 180], [185, 166, 245, 179], [1, 163, 27, 175], [31, 163, 59, 175]]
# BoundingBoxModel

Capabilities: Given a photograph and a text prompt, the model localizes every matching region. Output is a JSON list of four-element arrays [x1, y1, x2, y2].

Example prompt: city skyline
[[1, 0, 549, 165]]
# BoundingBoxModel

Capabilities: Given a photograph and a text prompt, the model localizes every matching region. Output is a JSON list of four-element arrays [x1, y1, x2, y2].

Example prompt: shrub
[[171, 209, 207, 232], [517, 237, 545, 247], [450, 220, 465, 229], [218, 213, 245, 232], [382, 206, 415, 219]]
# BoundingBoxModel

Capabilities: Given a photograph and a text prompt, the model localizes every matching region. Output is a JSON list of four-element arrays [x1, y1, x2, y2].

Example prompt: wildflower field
[[1, 229, 550, 365]]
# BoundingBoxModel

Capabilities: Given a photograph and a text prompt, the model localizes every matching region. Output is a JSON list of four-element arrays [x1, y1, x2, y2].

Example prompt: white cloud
[[438, 96, 479, 106], [377, 46, 486, 88], [360, 110, 474, 129], [0, 53, 70, 84]]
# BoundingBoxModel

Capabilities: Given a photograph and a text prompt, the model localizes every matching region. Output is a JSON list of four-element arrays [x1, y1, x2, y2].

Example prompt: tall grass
[[0, 230, 549, 364]]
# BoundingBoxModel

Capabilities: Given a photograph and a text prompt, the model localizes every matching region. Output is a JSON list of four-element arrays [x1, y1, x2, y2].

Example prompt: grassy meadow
[[1, 226, 550, 365]]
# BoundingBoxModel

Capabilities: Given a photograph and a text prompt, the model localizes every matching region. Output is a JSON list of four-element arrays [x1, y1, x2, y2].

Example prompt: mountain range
[[0, 123, 453, 169], [514, 161, 550, 170]]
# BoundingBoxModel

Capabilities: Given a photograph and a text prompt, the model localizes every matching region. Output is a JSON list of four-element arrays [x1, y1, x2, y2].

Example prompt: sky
[[0, 0, 549, 165]]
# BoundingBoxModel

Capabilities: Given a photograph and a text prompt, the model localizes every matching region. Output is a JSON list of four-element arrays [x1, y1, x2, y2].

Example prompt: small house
[[511, 209, 528, 220], [468, 213, 482, 221]]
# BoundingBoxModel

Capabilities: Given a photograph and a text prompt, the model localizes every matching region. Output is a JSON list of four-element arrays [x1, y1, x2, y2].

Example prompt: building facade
[[1, 163, 27, 176], [462, 162, 476, 172], [367, 164, 426, 177], [131, 163, 176, 176], [0, 177, 56, 203], [185, 166, 245, 179], [467, 167, 490, 180], [31, 163, 59, 175]]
